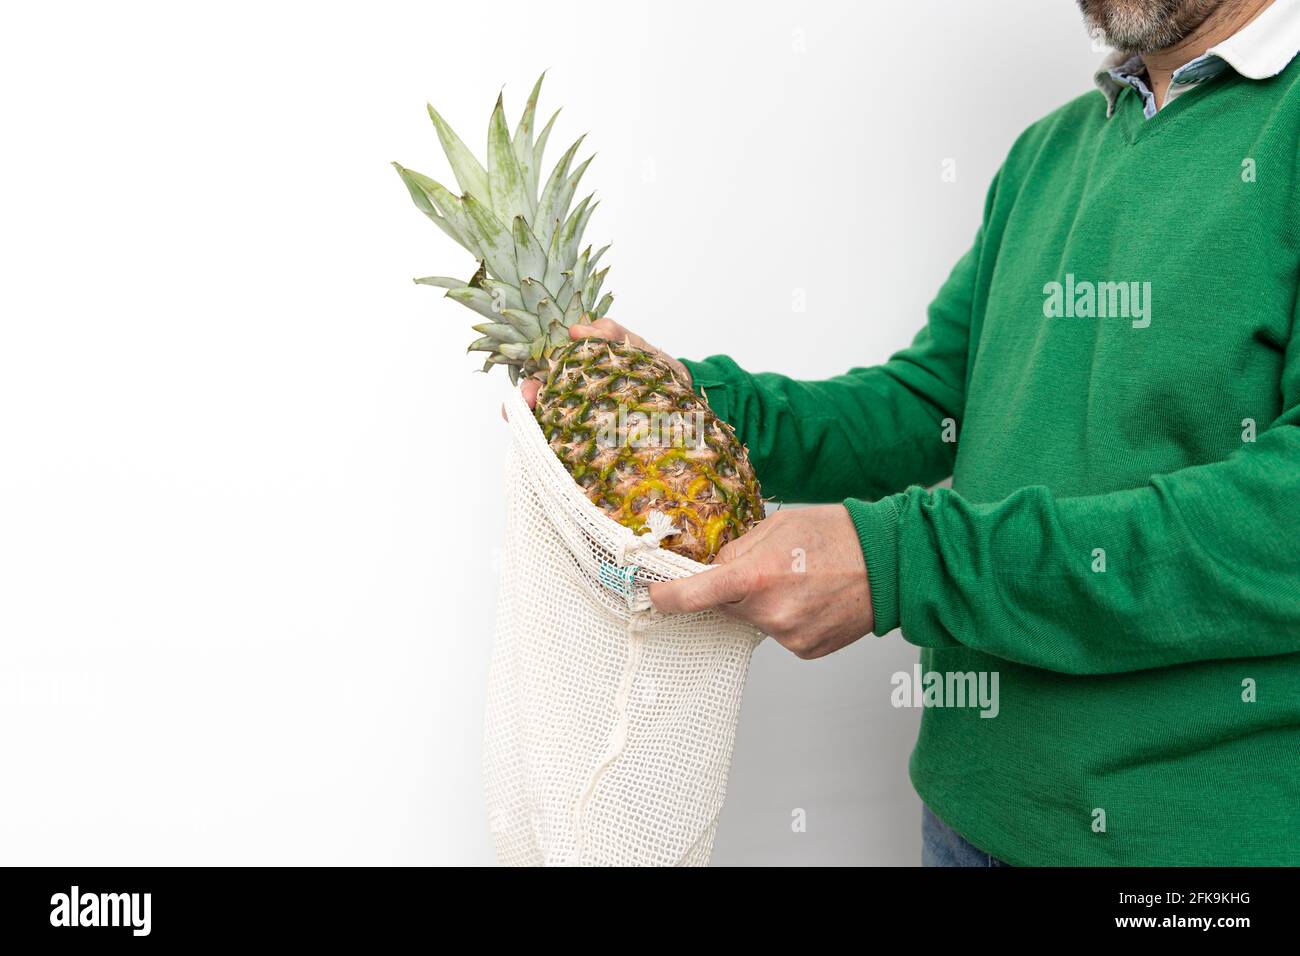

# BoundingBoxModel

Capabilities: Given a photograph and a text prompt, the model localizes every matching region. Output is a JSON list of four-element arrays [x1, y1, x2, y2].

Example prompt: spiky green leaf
[[397, 82, 615, 380], [472, 321, 529, 344], [563, 288, 584, 326], [532, 108, 560, 197], [426, 103, 490, 200], [551, 275, 573, 315], [392, 163, 482, 257], [392, 162, 438, 217], [512, 216, 547, 282], [558, 195, 596, 272], [499, 308, 544, 339], [462, 193, 519, 286], [413, 276, 466, 289], [447, 286, 507, 321], [583, 266, 609, 312], [392, 164, 471, 253], [488, 95, 530, 224], [511, 74, 545, 212], [572, 246, 591, 290], [519, 277, 547, 313], [566, 153, 594, 194], [542, 224, 567, 294], [535, 135, 585, 248], [537, 297, 566, 332], [480, 277, 524, 313], [547, 321, 570, 347]]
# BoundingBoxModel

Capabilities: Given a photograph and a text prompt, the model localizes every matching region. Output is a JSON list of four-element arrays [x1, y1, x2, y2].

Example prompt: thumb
[[520, 377, 541, 409], [649, 562, 750, 615]]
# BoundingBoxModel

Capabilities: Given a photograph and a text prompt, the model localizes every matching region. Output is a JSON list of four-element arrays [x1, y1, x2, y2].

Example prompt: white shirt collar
[[1211, 0, 1300, 77], [1094, 0, 1300, 115]]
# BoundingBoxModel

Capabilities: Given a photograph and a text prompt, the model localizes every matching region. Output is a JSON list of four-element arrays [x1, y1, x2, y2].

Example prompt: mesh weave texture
[[484, 386, 763, 866]]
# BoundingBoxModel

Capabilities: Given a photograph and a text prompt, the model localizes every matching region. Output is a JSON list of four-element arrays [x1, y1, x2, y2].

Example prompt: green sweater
[[682, 65, 1300, 866]]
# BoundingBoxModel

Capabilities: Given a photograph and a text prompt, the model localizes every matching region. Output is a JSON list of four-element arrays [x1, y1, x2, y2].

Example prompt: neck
[[1141, 0, 1275, 107]]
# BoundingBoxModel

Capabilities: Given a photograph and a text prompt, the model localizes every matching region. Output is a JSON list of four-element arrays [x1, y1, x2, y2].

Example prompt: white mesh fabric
[[484, 385, 763, 866]]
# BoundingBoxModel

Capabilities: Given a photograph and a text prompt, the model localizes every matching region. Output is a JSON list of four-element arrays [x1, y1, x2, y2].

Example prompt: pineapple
[[394, 75, 763, 563]]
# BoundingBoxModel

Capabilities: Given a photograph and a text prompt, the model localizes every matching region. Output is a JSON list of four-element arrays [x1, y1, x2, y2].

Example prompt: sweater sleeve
[[680, 219, 988, 505], [846, 325, 1300, 674]]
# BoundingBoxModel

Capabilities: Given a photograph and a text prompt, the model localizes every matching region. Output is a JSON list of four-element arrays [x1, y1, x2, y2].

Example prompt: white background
[[0, 1, 1103, 864]]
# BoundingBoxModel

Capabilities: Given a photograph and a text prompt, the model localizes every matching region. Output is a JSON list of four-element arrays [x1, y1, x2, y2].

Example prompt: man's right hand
[[521, 318, 692, 409]]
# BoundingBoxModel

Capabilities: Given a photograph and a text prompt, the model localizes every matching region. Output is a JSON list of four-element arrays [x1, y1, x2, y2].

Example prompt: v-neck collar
[[1114, 69, 1245, 143], [1094, 0, 1300, 119]]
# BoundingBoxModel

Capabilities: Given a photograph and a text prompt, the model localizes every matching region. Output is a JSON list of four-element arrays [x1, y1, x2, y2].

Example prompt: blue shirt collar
[[1093, 0, 1300, 117]]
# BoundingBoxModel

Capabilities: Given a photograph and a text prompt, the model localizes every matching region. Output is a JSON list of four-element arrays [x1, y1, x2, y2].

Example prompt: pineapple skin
[[537, 337, 763, 564]]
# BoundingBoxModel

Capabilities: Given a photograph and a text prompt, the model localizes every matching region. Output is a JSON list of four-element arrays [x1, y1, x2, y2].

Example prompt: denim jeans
[[922, 803, 1012, 867]]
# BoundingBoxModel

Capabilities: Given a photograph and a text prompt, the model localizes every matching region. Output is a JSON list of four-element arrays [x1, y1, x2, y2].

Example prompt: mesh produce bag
[[483, 385, 764, 866]]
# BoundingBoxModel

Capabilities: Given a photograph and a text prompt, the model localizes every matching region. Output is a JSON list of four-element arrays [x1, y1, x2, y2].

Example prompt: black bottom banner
[[0, 865, 1291, 943]]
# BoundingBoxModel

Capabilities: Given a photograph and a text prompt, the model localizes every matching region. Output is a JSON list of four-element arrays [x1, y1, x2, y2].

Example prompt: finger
[[649, 562, 751, 615], [587, 317, 624, 338], [569, 323, 616, 342], [714, 515, 777, 564], [571, 317, 632, 341], [520, 377, 541, 409]]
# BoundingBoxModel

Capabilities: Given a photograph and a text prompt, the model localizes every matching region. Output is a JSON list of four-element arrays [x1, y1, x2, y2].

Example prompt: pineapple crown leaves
[[394, 73, 614, 384]]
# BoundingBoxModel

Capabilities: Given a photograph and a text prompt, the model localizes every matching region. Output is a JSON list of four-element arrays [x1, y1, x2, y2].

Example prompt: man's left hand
[[649, 505, 876, 659]]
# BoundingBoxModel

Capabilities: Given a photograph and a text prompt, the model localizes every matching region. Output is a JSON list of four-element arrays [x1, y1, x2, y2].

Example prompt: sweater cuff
[[845, 495, 903, 636], [679, 356, 736, 426]]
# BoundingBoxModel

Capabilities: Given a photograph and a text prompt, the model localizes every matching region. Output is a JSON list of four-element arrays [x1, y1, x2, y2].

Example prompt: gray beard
[[1078, 0, 1225, 53]]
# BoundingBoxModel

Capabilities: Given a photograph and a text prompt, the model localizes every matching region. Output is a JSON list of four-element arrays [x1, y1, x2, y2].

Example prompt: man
[[526, 0, 1300, 866]]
